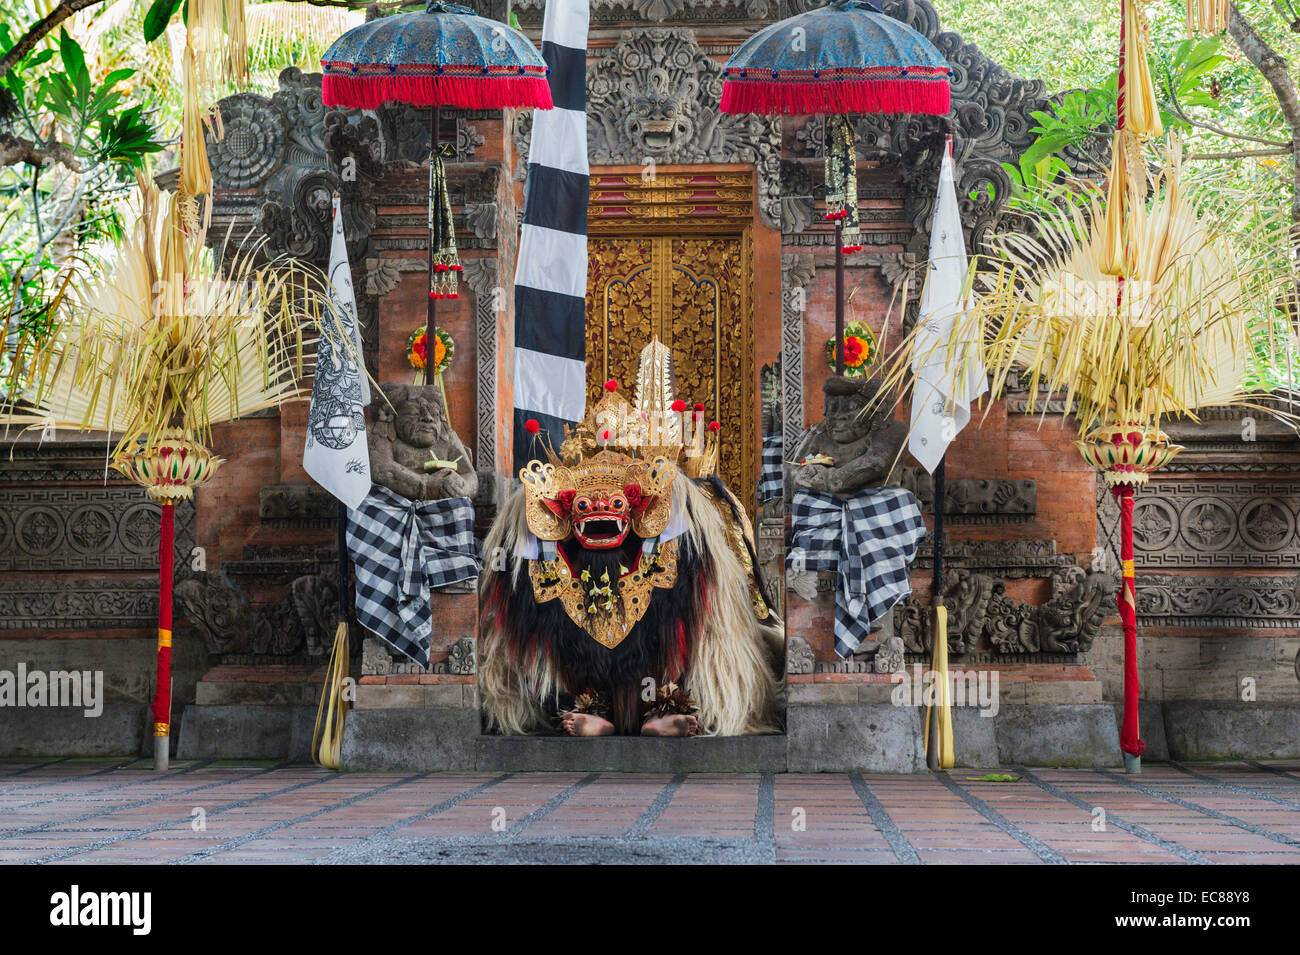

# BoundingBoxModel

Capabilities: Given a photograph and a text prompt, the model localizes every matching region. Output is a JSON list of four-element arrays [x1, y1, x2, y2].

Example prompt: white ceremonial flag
[[303, 196, 370, 509], [909, 144, 987, 474]]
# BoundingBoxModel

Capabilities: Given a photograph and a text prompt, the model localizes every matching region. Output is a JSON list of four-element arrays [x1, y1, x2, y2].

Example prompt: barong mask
[[521, 446, 676, 549], [516, 339, 733, 650]]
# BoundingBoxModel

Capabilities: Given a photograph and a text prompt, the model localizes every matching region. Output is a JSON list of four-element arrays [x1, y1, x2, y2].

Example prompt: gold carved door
[[586, 232, 755, 500]]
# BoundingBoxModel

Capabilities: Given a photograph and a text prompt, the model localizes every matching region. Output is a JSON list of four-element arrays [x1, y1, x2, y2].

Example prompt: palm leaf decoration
[[871, 137, 1296, 773], [978, 145, 1290, 437], [2, 169, 317, 469], [245, 2, 365, 74], [877, 143, 1295, 441]]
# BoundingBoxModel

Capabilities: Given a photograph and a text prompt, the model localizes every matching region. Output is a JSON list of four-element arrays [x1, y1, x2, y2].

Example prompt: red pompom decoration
[[693, 402, 705, 412], [604, 380, 618, 392], [622, 483, 643, 510], [708, 421, 720, 432], [671, 400, 687, 413], [525, 419, 540, 434]]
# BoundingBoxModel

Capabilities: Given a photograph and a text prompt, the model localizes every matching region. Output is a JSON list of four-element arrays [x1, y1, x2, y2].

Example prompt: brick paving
[[0, 759, 1298, 864]]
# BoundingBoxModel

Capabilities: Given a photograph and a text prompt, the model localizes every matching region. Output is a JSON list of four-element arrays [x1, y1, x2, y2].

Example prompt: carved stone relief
[[1100, 481, 1300, 569], [892, 566, 1117, 657], [461, 257, 501, 473], [1136, 574, 1300, 629], [209, 68, 383, 265], [360, 631, 478, 675], [899, 470, 1035, 523], [0, 578, 164, 630], [0, 487, 194, 573], [780, 252, 814, 456], [174, 571, 341, 659], [513, 28, 783, 227], [785, 633, 815, 675], [260, 484, 338, 527]]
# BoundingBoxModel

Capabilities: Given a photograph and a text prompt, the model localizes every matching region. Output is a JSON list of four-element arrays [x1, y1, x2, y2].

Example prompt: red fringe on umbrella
[[720, 77, 950, 116], [322, 74, 554, 111]]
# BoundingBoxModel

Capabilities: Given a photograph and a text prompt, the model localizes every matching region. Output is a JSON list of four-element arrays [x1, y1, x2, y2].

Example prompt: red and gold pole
[[113, 429, 224, 771], [1112, 484, 1143, 772], [1078, 423, 1181, 773], [153, 502, 175, 770]]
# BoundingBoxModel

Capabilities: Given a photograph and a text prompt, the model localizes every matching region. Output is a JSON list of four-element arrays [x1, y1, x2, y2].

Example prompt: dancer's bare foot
[[641, 714, 698, 737], [561, 712, 615, 737]]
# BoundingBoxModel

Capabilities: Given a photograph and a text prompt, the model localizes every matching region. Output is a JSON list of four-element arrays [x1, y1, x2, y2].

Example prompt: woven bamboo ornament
[[823, 115, 862, 253], [428, 153, 461, 299]]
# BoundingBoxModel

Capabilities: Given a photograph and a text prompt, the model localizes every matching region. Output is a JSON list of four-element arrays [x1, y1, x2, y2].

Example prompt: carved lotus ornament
[[113, 429, 225, 502], [1076, 423, 1182, 486]]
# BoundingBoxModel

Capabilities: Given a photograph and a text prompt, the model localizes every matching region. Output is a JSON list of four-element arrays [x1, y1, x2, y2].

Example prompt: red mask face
[[569, 488, 631, 549]]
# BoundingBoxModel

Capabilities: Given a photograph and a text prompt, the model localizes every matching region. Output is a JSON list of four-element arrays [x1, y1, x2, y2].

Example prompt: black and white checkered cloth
[[346, 485, 479, 667], [788, 487, 926, 658], [759, 432, 783, 503]]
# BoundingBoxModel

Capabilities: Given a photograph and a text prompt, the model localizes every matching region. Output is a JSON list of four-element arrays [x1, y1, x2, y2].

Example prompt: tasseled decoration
[[322, 74, 553, 112], [428, 152, 461, 300], [720, 70, 951, 117], [1100, 131, 1130, 278], [224, 0, 248, 87], [179, 47, 214, 234], [1121, 0, 1162, 138], [1186, 0, 1229, 35], [1103, 0, 1156, 279], [823, 115, 863, 254]]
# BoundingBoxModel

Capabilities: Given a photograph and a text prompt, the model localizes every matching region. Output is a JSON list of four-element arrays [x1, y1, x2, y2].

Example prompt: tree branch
[[0, 0, 109, 79], [1229, 4, 1300, 233], [0, 130, 80, 171], [0, 0, 385, 79], [1187, 146, 1295, 160]]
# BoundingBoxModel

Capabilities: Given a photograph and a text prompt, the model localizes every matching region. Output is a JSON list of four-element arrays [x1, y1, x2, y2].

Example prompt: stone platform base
[[0, 703, 151, 757], [786, 703, 1123, 771], [1163, 702, 1300, 760], [18, 699, 1298, 767], [335, 702, 1124, 772], [176, 704, 319, 762]]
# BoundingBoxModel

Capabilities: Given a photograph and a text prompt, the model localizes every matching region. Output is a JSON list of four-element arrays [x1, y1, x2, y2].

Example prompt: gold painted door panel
[[587, 232, 755, 499]]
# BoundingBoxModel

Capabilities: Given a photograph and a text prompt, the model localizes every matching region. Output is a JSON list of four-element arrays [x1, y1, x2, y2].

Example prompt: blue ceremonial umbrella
[[725, 4, 956, 764], [320, 1, 553, 338], [321, 1, 551, 110], [722, 0, 951, 372], [316, 4, 554, 709], [720, 0, 950, 116]]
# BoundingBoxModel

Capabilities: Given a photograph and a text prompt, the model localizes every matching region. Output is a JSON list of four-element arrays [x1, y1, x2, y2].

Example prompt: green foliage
[[143, 0, 185, 43], [0, 14, 167, 395]]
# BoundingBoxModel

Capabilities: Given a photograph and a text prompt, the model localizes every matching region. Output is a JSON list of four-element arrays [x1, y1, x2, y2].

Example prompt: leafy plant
[[0, 21, 165, 398]]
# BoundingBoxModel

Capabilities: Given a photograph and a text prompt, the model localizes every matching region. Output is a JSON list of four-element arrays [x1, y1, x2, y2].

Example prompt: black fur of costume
[[485, 528, 706, 734]]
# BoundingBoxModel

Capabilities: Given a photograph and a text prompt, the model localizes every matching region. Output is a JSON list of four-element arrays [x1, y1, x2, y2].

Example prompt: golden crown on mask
[[526, 337, 720, 481]]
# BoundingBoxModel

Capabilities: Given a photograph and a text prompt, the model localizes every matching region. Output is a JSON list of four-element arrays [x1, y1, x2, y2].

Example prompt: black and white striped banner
[[511, 0, 589, 470]]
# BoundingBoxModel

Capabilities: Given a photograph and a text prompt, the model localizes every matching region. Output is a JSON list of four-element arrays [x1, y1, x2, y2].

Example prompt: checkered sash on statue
[[788, 487, 925, 658], [345, 485, 479, 667]]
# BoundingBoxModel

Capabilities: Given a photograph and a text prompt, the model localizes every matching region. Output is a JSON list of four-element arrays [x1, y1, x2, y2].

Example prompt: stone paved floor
[[1, 759, 1298, 864]]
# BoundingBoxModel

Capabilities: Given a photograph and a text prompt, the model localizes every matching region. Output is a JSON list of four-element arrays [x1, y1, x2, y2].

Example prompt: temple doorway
[[585, 168, 757, 500]]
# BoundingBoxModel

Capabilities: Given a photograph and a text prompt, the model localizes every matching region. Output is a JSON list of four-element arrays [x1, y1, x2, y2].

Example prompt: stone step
[[475, 734, 789, 774]]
